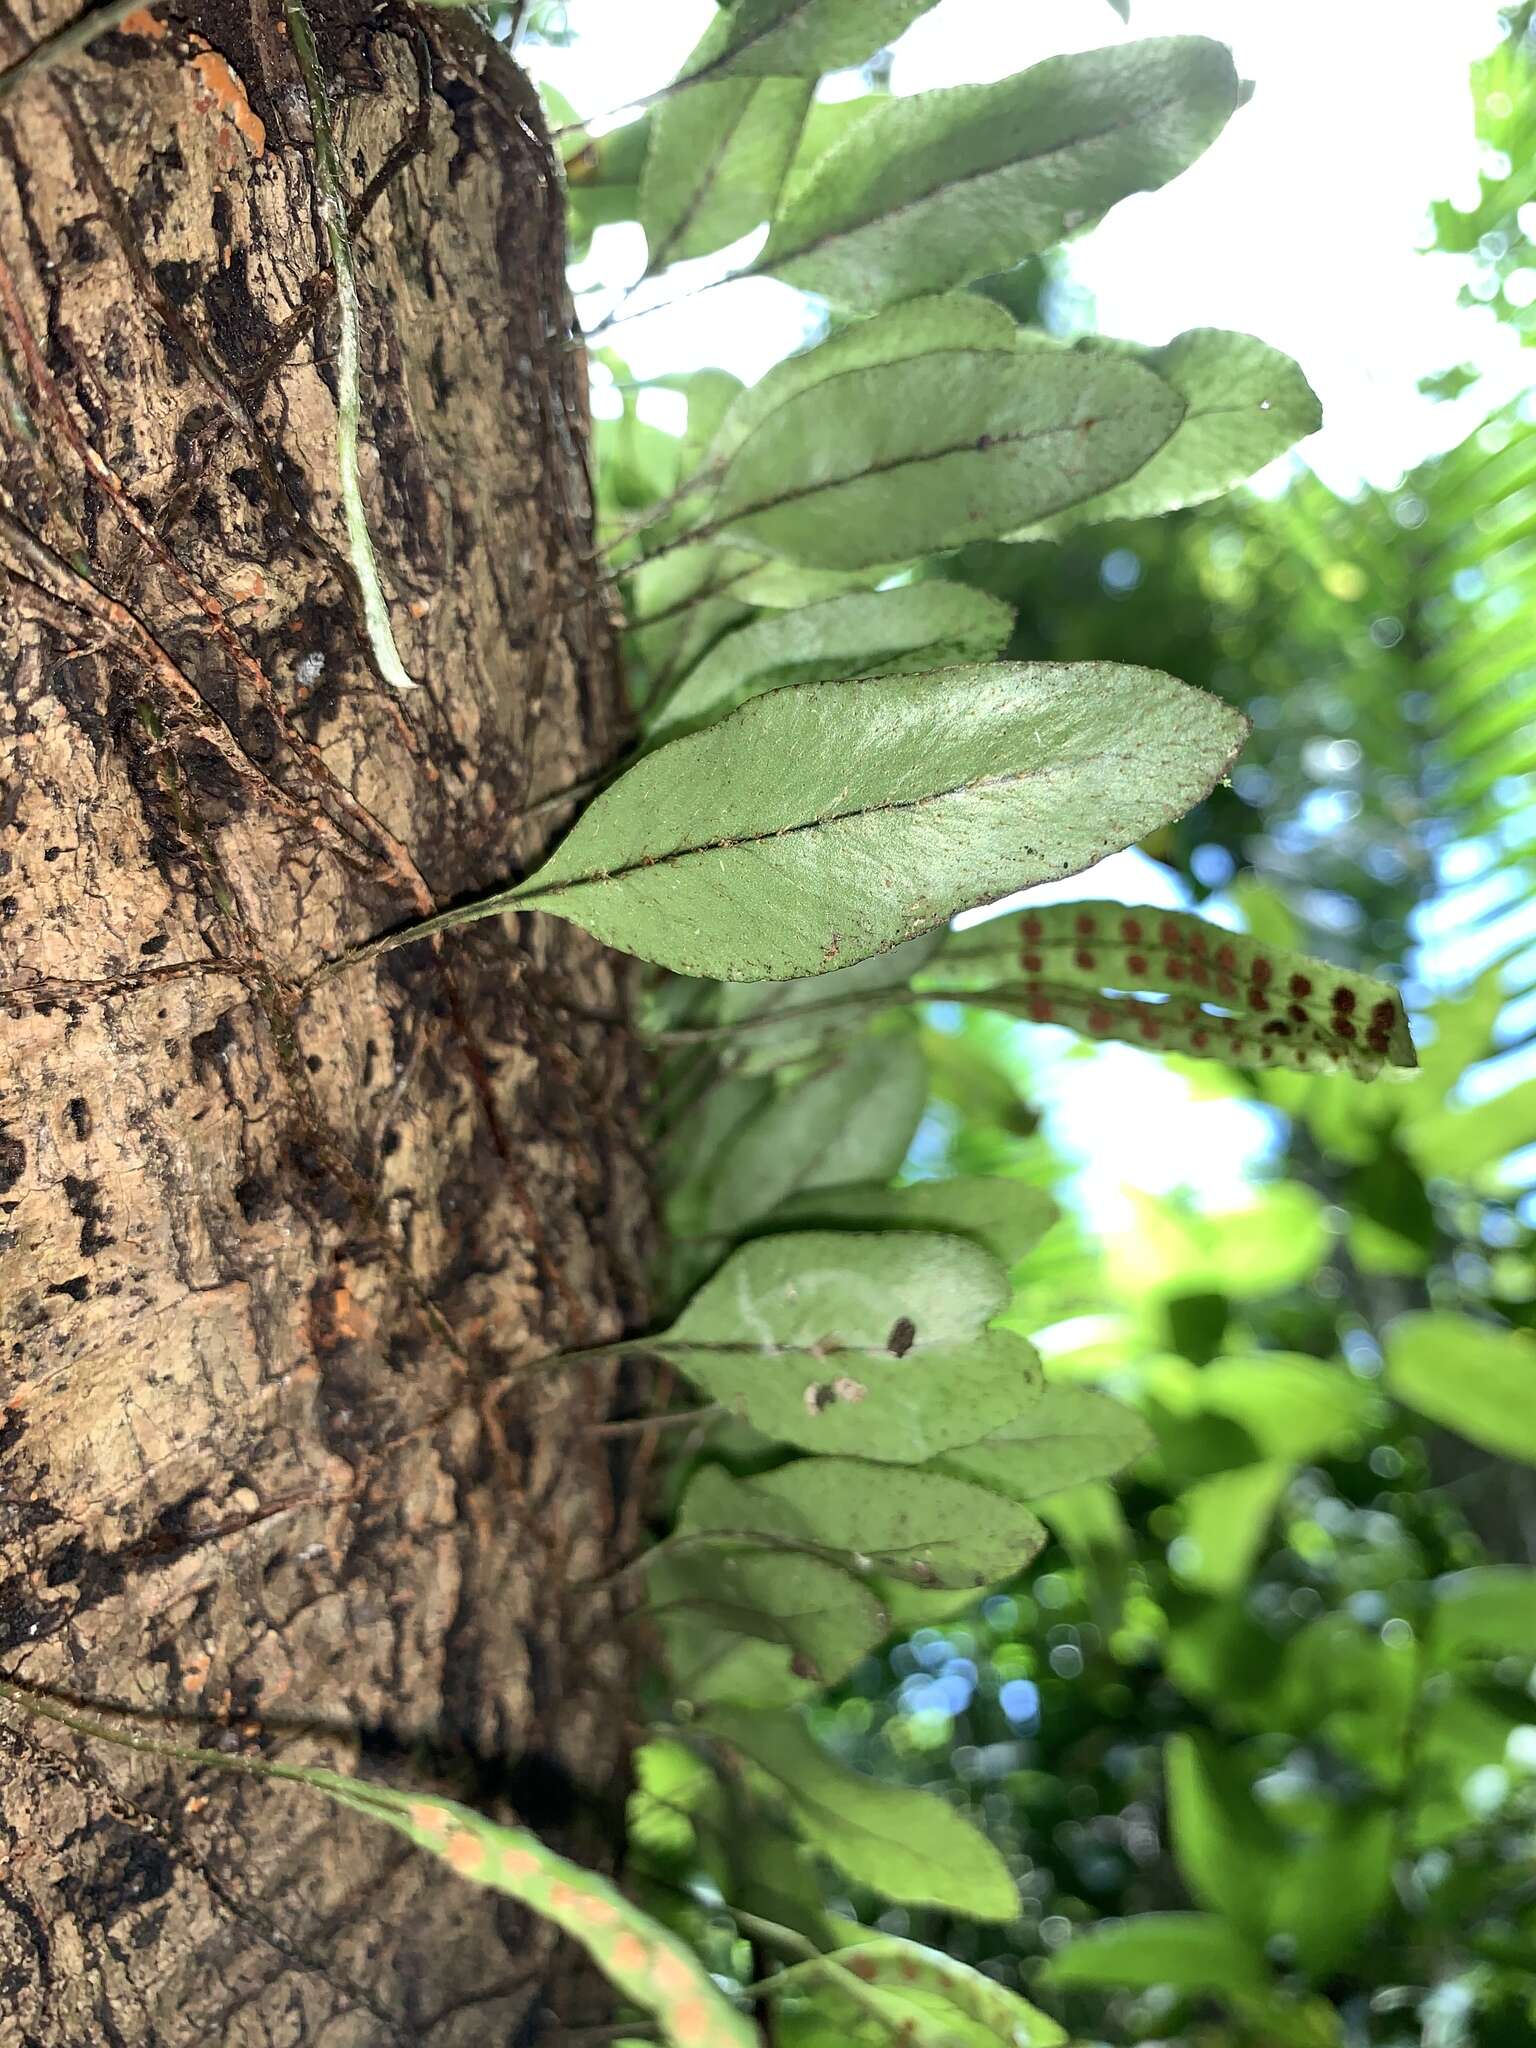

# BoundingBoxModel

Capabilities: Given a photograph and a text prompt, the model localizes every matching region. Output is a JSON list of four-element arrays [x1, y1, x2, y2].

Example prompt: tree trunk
[[0, 3, 652, 2039]]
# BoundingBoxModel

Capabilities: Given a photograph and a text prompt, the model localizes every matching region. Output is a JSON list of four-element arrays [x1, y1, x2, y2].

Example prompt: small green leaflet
[[675, 0, 938, 85], [509, 667, 1249, 982], [651, 1229, 1043, 1461], [1040, 1913, 1272, 1999], [930, 1383, 1153, 1501], [1429, 1566, 1536, 1665], [767, 1929, 1066, 2044], [678, 1456, 1049, 1588], [640, 74, 812, 266], [766, 1176, 1058, 1270], [649, 583, 1015, 741], [1191, 1353, 1379, 1461], [1175, 1459, 1292, 1594], [922, 899, 1415, 1076], [563, 113, 649, 253], [705, 1705, 1017, 1919], [647, 1546, 887, 1705], [755, 39, 1243, 308], [1165, 1731, 1281, 1952], [0, 1684, 754, 2048], [703, 1033, 928, 1236], [1166, 1732, 1394, 1978], [1384, 1312, 1536, 1464], [1021, 330, 1322, 532]]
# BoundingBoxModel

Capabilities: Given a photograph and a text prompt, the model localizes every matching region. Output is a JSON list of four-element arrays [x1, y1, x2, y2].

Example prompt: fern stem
[[285, 0, 417, 690]]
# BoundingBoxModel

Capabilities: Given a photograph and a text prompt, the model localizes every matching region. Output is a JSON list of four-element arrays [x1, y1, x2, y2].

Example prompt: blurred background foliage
[[530, 3, 1536, 2042]]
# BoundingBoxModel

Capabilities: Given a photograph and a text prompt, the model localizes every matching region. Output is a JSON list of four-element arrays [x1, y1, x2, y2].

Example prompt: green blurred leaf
[[705, 1706, 1018, 1918], [931, 1382, 1153, 1500], [1192, 1354, 1380, 1461], [1175, 1459, 1290, 1593], [1040, 1912, 1271, 1998], [757, 39, 1242, 307], [678, 0, 938, 83], [703, 1033, 928, 1235], [511, 665, 1248, 981], [654, 1229, 1043, 1460], [1385, 1312, 1536, 1465], [1109, 1184, 1330, 1302], [648, 1543, 887, 1705], [641, 73, 812, 265], [1430, 1566, 1536, 1665], [679, 1456, 1049, 1587], [1166, 1731, 1282, 1949], [772, 1929, 1066, 2043]]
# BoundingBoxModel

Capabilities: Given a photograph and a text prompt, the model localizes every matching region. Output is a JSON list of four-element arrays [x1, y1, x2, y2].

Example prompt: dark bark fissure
[[0, 3, 651, 2040]]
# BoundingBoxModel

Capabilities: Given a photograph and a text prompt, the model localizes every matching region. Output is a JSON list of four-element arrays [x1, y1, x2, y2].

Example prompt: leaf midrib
[[521, 753, 1147, 904]]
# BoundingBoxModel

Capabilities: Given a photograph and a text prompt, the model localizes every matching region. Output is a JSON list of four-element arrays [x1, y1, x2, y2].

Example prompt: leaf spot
[[887, 1316, 916, 1358]]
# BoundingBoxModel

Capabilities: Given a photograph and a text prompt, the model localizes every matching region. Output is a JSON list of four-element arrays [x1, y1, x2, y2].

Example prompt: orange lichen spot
[[499, 1845, 539, 1882], [652, 1950, 696, 1995], [445, 1830, 487, 1876], [411, 1804, 450, 1837], [574, 1893, 622, 1929], [612, 1933, 650, 1976], [848, 1955, 879, 1982], [671, 2000, 712, 2044], [189, 46, 267, 156], [120, 6, 168, 36], [549, 1881, 583, 1911], [181, 1653, 210, 1696]]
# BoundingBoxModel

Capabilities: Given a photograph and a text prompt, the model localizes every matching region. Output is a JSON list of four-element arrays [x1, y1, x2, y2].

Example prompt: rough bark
[[0, 3, 652, 2039]]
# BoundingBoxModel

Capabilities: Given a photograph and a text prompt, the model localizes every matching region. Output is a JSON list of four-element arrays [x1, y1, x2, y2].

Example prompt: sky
[[526, 0, 1525, 1226]]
